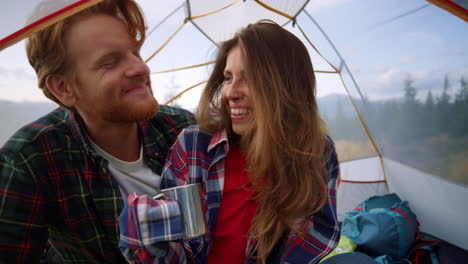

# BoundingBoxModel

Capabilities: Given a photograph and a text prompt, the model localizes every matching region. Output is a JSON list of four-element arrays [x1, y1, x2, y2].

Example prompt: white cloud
[[0, 78, 43, 102], [150, 65, 210, 111], [357, 66, 468, 101], [399, 56, 418, 64], [0, 66, 8, 78], [0, 67, 34, 79]]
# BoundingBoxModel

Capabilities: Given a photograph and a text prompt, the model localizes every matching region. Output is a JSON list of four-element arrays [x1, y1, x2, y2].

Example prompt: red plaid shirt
[[120, 126, 340, 264]]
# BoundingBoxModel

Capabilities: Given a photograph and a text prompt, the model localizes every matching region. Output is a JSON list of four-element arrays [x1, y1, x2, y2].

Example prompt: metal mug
[[155, 183, 206, 239]]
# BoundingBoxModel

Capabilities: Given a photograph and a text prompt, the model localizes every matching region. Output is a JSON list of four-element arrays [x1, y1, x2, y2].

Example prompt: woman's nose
[[224, 79, 245, 100]]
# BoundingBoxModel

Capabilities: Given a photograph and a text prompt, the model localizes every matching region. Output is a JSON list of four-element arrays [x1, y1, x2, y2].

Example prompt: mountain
[[0, 94, 362, 146], [0, 100, 57, 146], [317, 93, 363, 120]]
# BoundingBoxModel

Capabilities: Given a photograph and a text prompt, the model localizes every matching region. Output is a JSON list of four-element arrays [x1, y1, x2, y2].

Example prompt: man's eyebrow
[[93, 51, 120, 66]]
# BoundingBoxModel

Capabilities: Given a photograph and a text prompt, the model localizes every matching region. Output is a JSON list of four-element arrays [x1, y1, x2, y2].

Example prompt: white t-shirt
[[89, 140, 161, 199]]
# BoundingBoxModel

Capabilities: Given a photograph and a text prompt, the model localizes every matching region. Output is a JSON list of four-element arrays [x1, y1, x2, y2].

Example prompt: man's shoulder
[[1, 108, 72, 154], [145, 105, 196, 135], [155, 105, 194, 120]]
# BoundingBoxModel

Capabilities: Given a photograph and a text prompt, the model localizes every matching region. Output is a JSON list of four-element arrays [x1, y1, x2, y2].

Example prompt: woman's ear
[[45, 74, 76, 108]]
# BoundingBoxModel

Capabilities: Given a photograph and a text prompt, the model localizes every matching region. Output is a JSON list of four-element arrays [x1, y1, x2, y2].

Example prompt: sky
[[0, 0, 467, 110]]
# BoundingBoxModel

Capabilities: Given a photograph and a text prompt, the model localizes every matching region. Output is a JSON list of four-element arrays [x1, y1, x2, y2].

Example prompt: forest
[[325, 75, 468, 185]]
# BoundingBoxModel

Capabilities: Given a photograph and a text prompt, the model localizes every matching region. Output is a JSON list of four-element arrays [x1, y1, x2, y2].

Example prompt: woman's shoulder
[[323, 134, 339, 180], [177, 125, 218, 152], [179, 125, 213, 138]]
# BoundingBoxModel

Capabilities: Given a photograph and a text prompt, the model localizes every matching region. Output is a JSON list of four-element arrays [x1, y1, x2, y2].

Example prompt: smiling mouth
[[231, 108, 249, 115], [125, 85, 146, 94], [230, 108, 251, 120]]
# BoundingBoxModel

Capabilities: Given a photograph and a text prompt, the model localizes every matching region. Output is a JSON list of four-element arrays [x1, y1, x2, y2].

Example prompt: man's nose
[[125, 54, 149, 78]]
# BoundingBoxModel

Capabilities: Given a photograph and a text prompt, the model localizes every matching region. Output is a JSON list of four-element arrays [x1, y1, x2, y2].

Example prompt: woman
[[119, 20, 340, 264]]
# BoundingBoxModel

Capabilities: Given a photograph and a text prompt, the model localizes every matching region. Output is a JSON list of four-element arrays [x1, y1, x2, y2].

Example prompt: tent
[[1, 0, 467, 252]]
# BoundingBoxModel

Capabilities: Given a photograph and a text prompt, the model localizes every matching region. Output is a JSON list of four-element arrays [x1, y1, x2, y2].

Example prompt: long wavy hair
[[197, 20, 330, 264]]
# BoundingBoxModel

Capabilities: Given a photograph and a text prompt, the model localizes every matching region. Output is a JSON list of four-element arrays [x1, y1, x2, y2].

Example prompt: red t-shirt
[[207, 144, 258, 264]]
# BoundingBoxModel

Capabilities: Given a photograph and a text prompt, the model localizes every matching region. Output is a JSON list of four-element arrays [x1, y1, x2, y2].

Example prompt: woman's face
[[221, 46, 253, 136]]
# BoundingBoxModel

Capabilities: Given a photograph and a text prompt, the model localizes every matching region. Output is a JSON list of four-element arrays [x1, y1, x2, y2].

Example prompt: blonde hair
[[197, 20, 330, 264], [26, 0, 146, 107]]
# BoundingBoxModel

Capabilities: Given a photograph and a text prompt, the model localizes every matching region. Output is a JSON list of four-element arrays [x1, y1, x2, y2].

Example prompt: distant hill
[[317, 93, 363, 120], [0, 100, 57, 146], [0, 94, 362, 146]]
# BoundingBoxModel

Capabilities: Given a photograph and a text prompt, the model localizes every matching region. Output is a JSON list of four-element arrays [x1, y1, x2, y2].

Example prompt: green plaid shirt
[[0, 105, 195, 263]]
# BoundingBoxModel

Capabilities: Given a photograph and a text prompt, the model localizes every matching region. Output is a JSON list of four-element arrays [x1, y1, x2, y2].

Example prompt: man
[[0, 0, 195, 263]]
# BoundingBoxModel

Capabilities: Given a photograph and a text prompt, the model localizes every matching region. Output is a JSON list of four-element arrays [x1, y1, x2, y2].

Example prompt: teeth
[[231, 108, 249, 115]]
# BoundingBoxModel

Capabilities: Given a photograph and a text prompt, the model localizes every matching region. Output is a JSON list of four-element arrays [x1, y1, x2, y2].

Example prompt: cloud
[[399, 56, 418, 64], [150, 66, 209, 110], [0, 66, 8, 78], [12, 68, 35, 80], [0, 66, 42, 102], [0, 67, 35, 80], [357, 66, 468, 100]]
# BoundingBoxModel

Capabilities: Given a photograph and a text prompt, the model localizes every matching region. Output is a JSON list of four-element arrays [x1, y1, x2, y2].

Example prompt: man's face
[[64, 14, 158, 124]]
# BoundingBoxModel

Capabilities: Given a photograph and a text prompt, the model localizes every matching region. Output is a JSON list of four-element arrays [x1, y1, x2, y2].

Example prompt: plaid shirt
[[120, 126, 340, 264], [0, 105, 195, 263]]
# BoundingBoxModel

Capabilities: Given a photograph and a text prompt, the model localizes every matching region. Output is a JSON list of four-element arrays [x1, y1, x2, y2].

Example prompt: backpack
[[341, 193, 419, 259]]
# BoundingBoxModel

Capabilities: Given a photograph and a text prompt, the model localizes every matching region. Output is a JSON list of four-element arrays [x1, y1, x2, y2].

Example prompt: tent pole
[[302, 9, 390, 191], [302, 10, 368, 106], [0, 0, 104, 52], [337, 70, 390, 191], [187, 0, 242, 48], [282, 0, 311, 27], [147, 3, 185, 37]]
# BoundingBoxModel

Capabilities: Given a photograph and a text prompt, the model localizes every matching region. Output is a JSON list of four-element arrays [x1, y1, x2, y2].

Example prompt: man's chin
[[105, 98, 159, 122], [130, 98, 159, 121], [138, 102, 159, 121]]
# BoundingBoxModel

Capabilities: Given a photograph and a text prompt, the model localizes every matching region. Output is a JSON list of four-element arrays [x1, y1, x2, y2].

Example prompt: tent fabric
[[0, 0, 102, 51], [339, 156, 385, 182], [336, 157, 389, 221], [189, 0, 293, 44], [428, 0, 468, 21], [385, 158, 468, 251]]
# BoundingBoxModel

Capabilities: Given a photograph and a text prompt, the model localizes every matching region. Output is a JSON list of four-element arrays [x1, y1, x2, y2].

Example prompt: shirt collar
[[208, 129, 229, 152], [67, 109, 96, 156], [67, 109, 154, 159]]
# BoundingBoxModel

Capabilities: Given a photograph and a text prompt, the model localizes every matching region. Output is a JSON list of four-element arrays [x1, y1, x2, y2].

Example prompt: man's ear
[[45, 74, 76, 107]]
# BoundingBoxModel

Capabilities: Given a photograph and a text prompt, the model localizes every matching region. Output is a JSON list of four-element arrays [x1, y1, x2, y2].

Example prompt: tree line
[[327, 75, 468, 145]]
